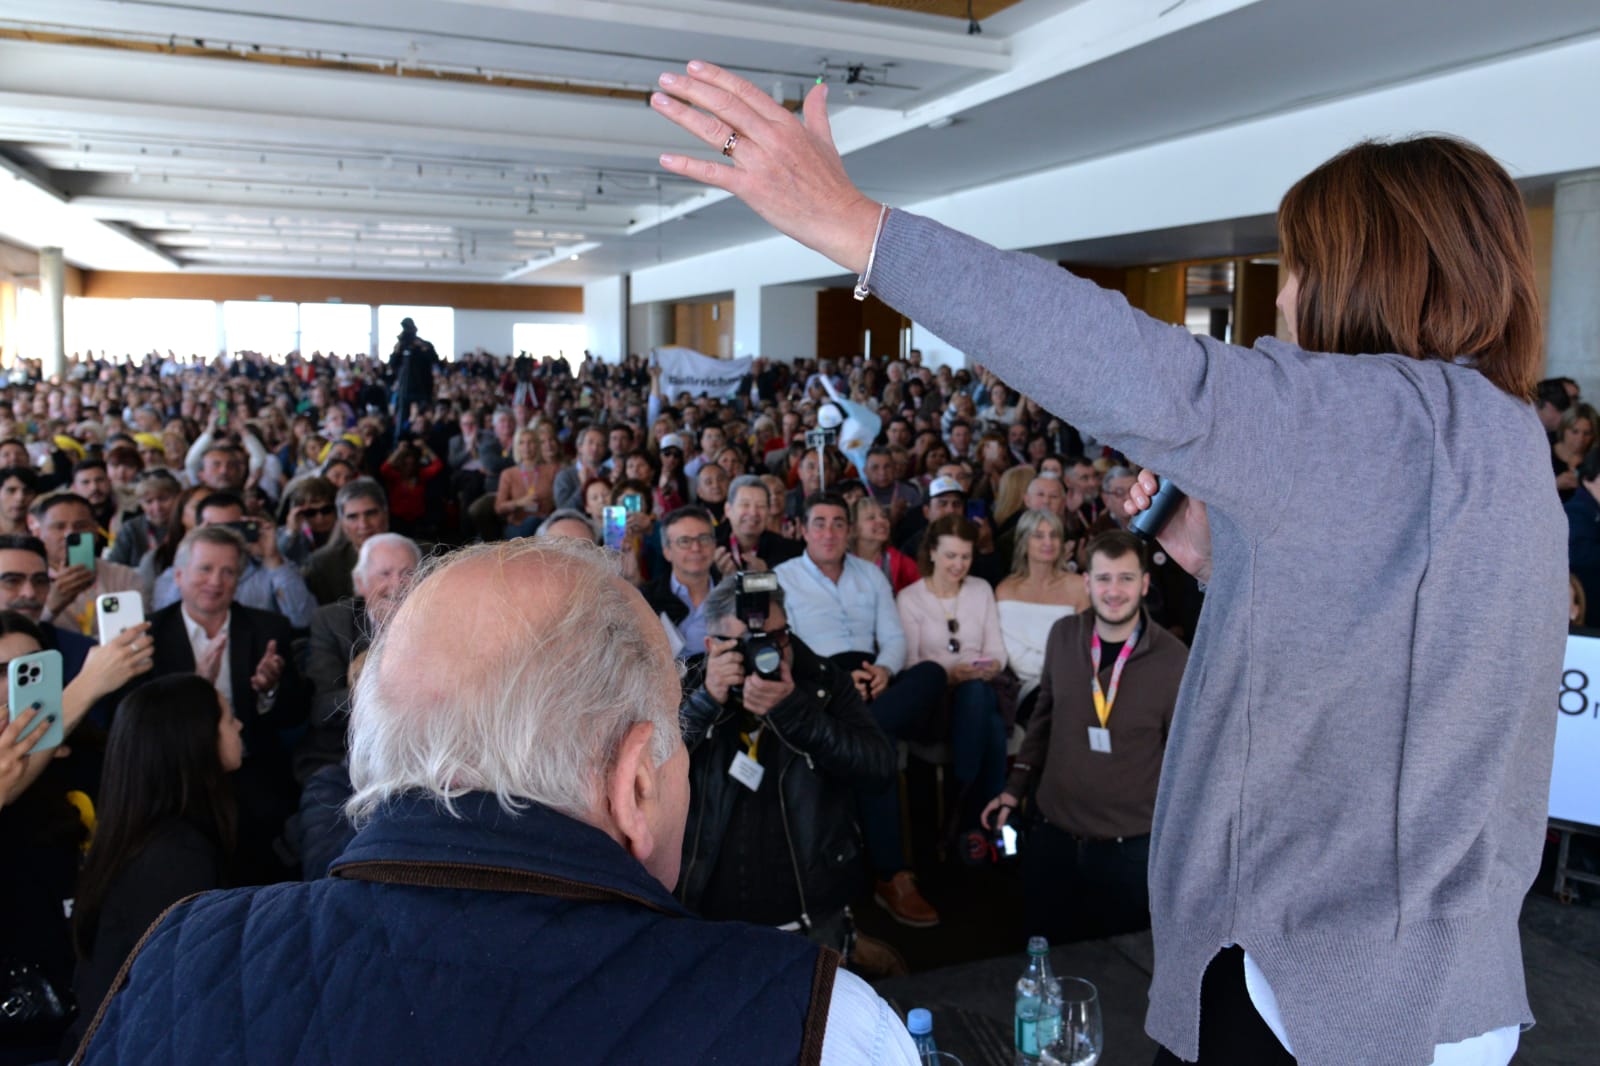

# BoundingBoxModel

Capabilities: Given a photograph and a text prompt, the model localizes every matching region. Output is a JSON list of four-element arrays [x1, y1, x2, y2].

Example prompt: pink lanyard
[[1089, 622, 1141, 728]]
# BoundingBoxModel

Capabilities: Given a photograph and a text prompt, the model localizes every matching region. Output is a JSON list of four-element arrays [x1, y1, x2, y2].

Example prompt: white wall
[[759, 284, 820, 362], [630, 33, 1600, 305], [453, 308, 583, 358]]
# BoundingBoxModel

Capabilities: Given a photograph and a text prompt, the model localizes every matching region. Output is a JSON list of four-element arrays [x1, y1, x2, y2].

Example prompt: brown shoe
[[848, 933, 909, 979], [874, 870, 940, 928]]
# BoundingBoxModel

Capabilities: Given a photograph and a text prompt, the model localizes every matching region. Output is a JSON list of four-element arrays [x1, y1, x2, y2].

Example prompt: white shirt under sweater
[[1243, 954, 1518, 1066]]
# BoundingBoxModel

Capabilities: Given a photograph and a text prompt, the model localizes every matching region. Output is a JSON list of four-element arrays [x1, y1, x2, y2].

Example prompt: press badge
[[729, 751, 765, 791], [1088, 727, 1113, 754]]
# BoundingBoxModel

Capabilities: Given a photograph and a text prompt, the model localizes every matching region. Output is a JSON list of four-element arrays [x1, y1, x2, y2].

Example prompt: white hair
[[352, 532, 422, 583], [344, 537, 679, 827]]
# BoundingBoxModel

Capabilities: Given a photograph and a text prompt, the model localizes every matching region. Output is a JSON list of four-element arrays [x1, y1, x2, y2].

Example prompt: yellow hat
[[53, 435, 86, 460], [133, 432, 164, 451]]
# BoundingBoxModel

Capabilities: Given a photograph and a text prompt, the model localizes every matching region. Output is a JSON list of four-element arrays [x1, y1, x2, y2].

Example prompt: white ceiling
[[0, 0, 1595, 285]]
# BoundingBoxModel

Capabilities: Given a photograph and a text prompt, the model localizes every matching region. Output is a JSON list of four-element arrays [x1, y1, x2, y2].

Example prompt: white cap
[[927, 475, 965, 499], [659, 433, 686, 451]]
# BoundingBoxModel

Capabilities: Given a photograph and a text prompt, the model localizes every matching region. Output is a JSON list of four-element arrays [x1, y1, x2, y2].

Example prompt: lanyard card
[[1087, 726, 1113, 754], [729, 750, 765, 791]]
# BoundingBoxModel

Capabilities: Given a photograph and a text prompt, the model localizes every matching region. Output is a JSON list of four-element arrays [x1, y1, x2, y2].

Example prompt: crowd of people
[[0, 330, 1582, 1063], [0, 337, 1202, 1060]]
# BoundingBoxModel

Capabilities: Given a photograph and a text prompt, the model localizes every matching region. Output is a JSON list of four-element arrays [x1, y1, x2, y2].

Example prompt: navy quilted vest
[[76, 794, 834, 1065]]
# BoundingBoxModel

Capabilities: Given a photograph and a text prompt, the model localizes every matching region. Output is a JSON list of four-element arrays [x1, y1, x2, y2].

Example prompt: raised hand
[[651, 61, 882, 273]]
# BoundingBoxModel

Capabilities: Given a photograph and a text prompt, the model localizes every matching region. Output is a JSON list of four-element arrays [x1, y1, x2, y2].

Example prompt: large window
[[223, 300, 299, 359], [512, 323, 587, 367], [64, 297, 217, 362], [299, 303, 372, 357], [378, 305, 453, 361]]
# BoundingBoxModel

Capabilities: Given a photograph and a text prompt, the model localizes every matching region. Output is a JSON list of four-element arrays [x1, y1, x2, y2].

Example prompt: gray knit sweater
[[871, 210, 1567, 1066]]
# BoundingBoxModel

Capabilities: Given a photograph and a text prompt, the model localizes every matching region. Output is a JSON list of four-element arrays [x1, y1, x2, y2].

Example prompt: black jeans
[[1152, 947, 1296, 1065], [1022, 820, 1151, 943]]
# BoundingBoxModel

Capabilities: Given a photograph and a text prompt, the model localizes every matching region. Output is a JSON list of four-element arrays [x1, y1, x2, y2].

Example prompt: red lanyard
[[1090, 622, 1141, 728]]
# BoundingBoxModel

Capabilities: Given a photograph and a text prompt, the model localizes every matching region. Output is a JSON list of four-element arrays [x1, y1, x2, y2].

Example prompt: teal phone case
[[9, 649, 64, 756]]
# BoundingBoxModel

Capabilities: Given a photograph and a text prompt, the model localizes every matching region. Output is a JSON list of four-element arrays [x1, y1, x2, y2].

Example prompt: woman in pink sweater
[[896, 513, 1008, 860]]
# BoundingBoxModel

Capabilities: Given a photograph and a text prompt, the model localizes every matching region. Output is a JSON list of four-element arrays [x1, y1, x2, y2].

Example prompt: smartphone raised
[[998, 822, 1019, 857], [602, 505, 628, 552], [965, 499, 989, 522], [8, 649, 64, 756], [66, 531, 97, 572], [96, 591, 145, 645], [621, 493, 644, 515]]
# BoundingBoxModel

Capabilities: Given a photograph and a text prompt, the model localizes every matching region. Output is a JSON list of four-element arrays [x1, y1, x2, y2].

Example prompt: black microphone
[[1129, 476, 1186, 541]]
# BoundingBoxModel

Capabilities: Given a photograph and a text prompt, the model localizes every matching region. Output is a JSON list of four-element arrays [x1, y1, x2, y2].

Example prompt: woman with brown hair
[[1551, 402, 1597, 500], [895, 514, 1008, 862], [654, 69, 1557, 1066]]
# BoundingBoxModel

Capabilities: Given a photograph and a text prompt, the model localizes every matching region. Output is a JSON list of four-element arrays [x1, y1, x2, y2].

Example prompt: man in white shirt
[[774, 491, 946, 928], [147, 525, 307, 880]]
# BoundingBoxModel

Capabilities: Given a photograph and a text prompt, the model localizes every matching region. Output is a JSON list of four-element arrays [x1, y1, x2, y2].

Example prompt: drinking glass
[[1040, 977, 1102, 1066]]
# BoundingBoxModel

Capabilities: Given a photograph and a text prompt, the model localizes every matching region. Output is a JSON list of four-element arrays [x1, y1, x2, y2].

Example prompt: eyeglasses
[[299, 505, 336, 517], [0, 572, 51, 592], [669, 533, 716, 550], [946, 618, 960, 654]]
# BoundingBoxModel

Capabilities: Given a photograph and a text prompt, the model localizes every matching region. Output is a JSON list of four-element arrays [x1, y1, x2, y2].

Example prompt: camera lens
[[105, 598, 118, 612], [751, 643, 782, 679]]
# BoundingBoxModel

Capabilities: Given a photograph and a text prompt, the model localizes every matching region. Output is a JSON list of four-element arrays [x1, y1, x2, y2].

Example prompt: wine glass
[[1041, 977, 1102, 1066]]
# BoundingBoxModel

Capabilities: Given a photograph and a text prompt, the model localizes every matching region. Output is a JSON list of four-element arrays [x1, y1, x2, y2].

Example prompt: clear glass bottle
[[1013, 936, 1056, 1064]]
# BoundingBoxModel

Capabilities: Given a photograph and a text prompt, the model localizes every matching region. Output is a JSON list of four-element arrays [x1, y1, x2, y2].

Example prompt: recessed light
[[926, 116, 956, 131], [569, 254, 579, 260]]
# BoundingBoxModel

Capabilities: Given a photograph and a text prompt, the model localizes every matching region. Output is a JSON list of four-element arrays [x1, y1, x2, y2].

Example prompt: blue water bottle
[[907, 1007, 938, 1057]]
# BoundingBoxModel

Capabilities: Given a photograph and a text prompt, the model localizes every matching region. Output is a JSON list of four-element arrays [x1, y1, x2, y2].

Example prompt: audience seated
[[896, 514, 1010, 860], [303, 478, 390, 606], [296, 532, 422, 783], [74, 538, 918, 1064]]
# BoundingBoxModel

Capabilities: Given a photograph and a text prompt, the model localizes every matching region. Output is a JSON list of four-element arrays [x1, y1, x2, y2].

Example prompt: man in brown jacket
[[983, 529, 1188, 941]]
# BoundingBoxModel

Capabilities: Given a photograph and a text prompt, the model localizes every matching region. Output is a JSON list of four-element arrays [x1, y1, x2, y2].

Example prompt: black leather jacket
[[676, 636, 896, 926]]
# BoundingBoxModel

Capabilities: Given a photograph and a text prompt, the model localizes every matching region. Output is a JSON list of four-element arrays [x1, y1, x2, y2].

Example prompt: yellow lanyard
[[739, 727, 763, 760]]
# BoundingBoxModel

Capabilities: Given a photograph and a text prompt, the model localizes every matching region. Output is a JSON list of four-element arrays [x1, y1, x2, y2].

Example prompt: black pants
[[1023, 819, 1151, 942], [1152, 947, 1296, 1065]]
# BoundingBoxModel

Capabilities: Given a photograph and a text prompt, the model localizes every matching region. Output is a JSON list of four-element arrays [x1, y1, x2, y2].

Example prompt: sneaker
[[874, 870, 941, 928], [848, 933, 910, 979]]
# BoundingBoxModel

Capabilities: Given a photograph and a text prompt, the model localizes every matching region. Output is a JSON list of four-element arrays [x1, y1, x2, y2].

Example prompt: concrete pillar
[[38, 246, 65, 381], [1548, 172, 1600, 398], [369, 305, 381, 359], [759, 284, 819, 363], [733, 283, 761, 358], [582, 275, 628, 361]]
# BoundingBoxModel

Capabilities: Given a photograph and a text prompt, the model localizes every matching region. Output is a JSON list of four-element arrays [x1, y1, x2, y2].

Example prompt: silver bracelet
[[852, 204, 891, 302]]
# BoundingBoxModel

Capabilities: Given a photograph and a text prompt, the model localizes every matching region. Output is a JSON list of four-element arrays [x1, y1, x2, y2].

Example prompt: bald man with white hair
[[80, 539, 918, 1066]]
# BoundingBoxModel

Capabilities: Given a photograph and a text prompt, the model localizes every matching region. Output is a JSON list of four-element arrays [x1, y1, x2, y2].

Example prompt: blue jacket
[[76, 792, 837, 1065]]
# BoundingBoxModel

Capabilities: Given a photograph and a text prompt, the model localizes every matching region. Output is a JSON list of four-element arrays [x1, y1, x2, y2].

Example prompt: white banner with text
[[654, 347, 751, 399]]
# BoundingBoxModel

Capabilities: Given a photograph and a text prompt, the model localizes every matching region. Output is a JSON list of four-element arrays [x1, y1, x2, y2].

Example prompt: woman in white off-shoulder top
[[995, 509, 1090, 722]]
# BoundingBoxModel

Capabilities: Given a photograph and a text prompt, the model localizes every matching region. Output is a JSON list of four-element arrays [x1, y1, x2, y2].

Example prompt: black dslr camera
[[734, 571, 783, 682]]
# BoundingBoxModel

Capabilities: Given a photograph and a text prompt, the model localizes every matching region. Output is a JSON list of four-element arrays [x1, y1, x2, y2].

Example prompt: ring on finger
[[721, 131, 739, 158]]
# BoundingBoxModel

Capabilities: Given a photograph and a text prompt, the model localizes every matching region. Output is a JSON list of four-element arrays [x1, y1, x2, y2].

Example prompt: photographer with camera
[[678, 571, 903, 974]]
